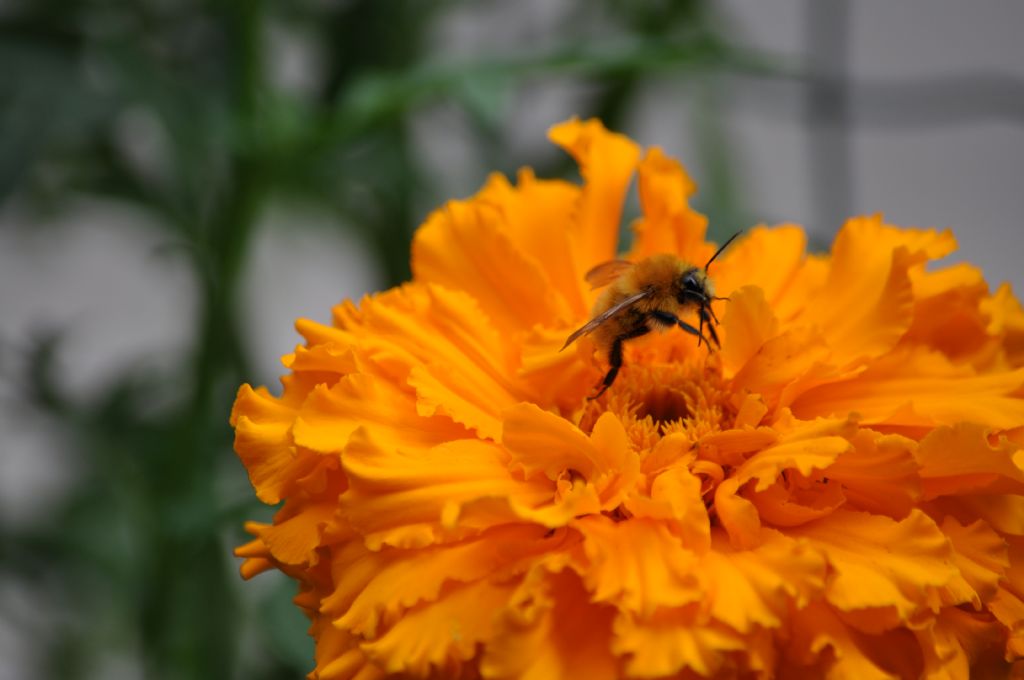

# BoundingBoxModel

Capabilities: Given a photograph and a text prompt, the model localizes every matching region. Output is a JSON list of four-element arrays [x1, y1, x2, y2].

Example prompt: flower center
[[580, 355, 733, 453]]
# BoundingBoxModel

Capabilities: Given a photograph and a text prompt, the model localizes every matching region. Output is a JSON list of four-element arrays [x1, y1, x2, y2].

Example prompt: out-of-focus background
[[1, 1, 1022, 678]]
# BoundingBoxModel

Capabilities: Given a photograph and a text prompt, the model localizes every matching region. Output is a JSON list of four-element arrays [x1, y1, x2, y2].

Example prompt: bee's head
[[676, 268, 711, 305]]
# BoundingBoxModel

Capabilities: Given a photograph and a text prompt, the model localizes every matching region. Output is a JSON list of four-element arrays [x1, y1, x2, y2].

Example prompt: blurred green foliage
[[0, 1, 773, 677]]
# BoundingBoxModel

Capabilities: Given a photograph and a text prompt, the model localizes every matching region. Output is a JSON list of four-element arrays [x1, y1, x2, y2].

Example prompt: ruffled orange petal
[[791, 509, 960, 619], [712, 225, 808, 305], [825, 429, 921, 519], [628, 147, 707, 265], [914, 607, 1009, 680], [905, 263, 991, 363], [311, 622, 384, 680], [611, 607, 745, 678], [313, 284, 536, 442], [715, 477, 762, 550], [788, 600, 913, 680], [481, 567, 619, 680], [989, 538, 1024, 659], [720, 285, 779, 377], [798, 216, 955, 366], [771, 254, 830, 323], [790, 349, 1024, 430], [286, 340, 359, 378], [333, 524, 554, 638], [360, 578, 516, 676], [983, 282, 1024, 368], [258, 500, 339, 567], [294, 374, 469, 456], [573, 515, 702, 616], [502, 405, 639, 509], [625, 464, 710, 552], [339, 432, 551, 549], [476, 170, 591, 319], [547, 118, 640, 273], [231, 383, 320, 504], [938, 516, 1008, 609], [412, 201, 569, 333], [734, 425, 853, 492], [748, 478, 846, 528], [729, 327, 833, 409], [917, 423, 1024, 498], [701, 529, 826, 634], [517, 326, 597, 412]]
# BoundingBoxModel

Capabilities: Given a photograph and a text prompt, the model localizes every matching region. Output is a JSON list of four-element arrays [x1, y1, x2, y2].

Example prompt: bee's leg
[[705, 303, 721, 326], [676, 318, 712, 348], [652, 310, 711, 348], [590, 326, 649, 400], [700, 307, 721, 349]]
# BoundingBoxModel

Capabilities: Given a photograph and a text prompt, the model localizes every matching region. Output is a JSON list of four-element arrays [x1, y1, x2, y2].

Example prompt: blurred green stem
[[138, 2, 267, 678]]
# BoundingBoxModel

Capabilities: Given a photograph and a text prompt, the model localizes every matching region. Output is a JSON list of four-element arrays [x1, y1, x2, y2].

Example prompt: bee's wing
[[561, 289, 652, 350], [584, 260, 634, 290]]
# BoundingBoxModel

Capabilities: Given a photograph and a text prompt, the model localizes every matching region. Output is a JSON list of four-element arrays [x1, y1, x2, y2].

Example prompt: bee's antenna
[[704, 231, 742, 272]]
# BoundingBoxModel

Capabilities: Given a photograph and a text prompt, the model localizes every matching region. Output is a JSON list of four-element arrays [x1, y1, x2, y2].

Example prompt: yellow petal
[[412, 199, 568, 333], [730, 326, 833, 407], [573, 516, 702, 616], [294, 373, 469, 456], [791, 349, 1024, 430], [982, 282, 1024, 368], [906, 263, 991, 363], [735, 432, 852, 492], [825, 429, 921, 519], [790, 509, 959, 619], [942, 494, 1024, 537], [258, 500, 338, 567], [286, 341, 359, 377], [317, 284, 533, 441], [629, 147, 708, 265], [340, 431, 551, 550], [715, 477, 762, 550], [477, 169, 591, 318], [231, 383, 318, 504], [502, 405, 639, 508], [713, 225, 808, 305], [771, 254, 830, 323], [296, 314, 355, 345], [361, 578, 516, 676], [481, 567, 619, 680], [625, 465, 710, 552], [748, 478, 846, 528], [548, 118, 640, 272], [507, 476, 602, 528], [334, 524, 555, 638], [917, 423, 1024, 498], [721, 284, 780, 377], [312, 623, 385, 680], [373, 285, 533, 438], [914, 608, 1008, 680], [788, 600, 904, 680], [734, 393, 770, 429], [939, 516, 1008, 608], [702, 529, 826, 634], [517, 325, 597, 412], [799, 216, 955, 366], [697, 426, 778, 467], [611, 607, 745, 678]]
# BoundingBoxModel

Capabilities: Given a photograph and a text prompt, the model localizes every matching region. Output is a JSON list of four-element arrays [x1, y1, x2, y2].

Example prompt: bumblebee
[[562, 232, 741, 399]]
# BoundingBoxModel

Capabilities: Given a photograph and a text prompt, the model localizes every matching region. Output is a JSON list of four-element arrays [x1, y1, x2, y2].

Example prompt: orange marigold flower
[[231, 118, 1024, 679]]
